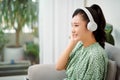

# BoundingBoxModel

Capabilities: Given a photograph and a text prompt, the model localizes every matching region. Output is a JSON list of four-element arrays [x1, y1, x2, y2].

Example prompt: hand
[[69, 33, 81, 46]]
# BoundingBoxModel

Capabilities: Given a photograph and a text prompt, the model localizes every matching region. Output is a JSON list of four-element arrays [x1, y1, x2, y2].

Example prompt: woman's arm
[[55, 41, 77, 70]]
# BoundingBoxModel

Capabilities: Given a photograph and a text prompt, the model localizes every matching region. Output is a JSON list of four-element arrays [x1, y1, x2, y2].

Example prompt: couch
[[28, 42, 120, 80]]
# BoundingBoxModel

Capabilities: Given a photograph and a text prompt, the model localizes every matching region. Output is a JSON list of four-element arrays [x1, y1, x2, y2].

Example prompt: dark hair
[[72, 4, 106, 48]]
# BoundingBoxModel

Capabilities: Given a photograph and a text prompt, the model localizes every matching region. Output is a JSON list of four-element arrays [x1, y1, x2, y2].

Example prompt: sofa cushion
[[28, 64, 66, 80], [106, 60, 117, 80], [105, 42, 120, 80], [105, 42, 120, 67]]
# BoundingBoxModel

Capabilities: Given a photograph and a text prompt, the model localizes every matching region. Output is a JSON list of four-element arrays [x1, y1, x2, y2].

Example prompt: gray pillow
[[106, 60, 117, 80], [105, 42, 120, 67], [28, 64, 66, 80]]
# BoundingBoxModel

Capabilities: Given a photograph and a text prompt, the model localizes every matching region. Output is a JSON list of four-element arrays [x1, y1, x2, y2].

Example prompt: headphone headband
[[80, 7, 95, 22], [80, 7, 97, 32]]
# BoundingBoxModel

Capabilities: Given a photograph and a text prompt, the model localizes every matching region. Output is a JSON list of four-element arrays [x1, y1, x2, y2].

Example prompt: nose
[[72, 27, 75, 33]]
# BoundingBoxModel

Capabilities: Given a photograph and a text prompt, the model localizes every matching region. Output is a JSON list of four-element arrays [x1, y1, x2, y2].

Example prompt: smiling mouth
[[73, 34, 78, 38]]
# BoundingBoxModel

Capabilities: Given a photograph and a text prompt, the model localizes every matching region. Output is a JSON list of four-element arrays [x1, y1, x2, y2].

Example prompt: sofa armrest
[[28, 64, 66, 80], [106, 60, 117, 80]]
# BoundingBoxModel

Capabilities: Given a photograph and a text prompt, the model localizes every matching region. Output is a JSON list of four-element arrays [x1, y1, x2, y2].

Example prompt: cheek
[[77, 27, 84, 33], [77, 27, 87, 36]]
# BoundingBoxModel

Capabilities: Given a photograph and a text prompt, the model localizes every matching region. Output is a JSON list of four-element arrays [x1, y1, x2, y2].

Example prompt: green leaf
[[0, 0, 38, 46]]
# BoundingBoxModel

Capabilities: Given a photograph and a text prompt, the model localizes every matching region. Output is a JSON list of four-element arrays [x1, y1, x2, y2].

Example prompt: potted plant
[[105, 23, 115, 45], [25, 42, 39, 65], [0, 28, 8, 61], [0, 0, 38, 61]]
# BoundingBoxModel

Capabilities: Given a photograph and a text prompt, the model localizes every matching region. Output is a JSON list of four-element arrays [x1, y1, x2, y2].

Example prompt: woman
[[56, 4, 108, 80]]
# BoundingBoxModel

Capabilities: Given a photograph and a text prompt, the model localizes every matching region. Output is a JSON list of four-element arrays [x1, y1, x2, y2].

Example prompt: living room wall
[[38, 0, 85, 64], [87, 0, 120, 48]]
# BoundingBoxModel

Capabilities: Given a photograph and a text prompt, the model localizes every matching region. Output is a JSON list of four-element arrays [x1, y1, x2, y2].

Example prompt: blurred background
[[0, 0, 120, 79]]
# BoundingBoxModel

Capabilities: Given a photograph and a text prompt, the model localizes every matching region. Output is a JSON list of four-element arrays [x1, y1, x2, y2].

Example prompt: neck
[[82, 33, 96, 48]]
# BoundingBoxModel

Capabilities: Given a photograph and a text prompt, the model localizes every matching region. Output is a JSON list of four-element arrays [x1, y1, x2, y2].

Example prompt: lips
[[73, 34, 78, 38]]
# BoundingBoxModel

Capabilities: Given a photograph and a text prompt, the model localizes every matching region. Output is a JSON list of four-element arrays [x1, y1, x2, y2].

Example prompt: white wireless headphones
[[81, 7, 98, 32]]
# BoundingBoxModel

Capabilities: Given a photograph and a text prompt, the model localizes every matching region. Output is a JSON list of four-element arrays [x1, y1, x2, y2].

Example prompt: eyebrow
[[71, 22, 79, 25]]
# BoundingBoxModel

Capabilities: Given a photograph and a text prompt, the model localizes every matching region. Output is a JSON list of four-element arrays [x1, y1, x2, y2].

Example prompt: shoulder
[[89, 43, 108, 60]]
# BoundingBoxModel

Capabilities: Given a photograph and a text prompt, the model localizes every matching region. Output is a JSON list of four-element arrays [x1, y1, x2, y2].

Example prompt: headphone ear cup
[[87, 21, 97, 32]]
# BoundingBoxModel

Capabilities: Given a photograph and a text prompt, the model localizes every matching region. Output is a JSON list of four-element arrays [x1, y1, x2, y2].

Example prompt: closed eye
[[75, 25, 79, 27]]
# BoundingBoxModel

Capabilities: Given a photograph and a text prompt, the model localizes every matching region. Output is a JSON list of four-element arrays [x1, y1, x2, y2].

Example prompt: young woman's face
[[71, 14, 88, 41]]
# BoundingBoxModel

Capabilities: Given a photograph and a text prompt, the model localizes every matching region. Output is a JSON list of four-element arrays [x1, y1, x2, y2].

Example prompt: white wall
[[86, 0, 120, 48], [38, 0, 85, 64]]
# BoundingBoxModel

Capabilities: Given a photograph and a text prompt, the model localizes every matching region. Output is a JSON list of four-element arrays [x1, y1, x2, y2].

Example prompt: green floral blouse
[[64, 42, 108, 80]]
